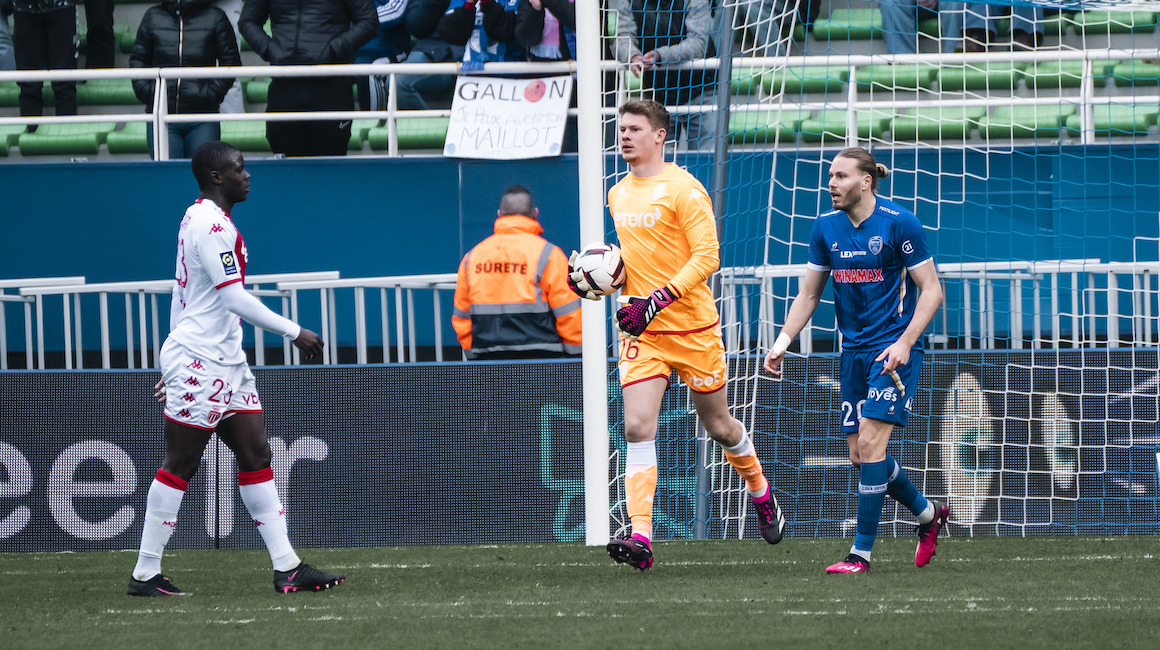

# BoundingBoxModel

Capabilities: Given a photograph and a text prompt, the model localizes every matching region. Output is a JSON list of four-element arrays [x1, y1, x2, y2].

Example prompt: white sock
[[849, 547, 871, 562], [915, 501, 935, 525], [133, 478, 185, 581], [239, 479, 301, 572]]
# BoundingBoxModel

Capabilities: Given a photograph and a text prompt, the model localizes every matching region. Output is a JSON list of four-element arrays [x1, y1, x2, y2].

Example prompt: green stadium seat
[[221, 120, 270, 152], [854, 63, 939, 91], [891, 106, 986, 141], [1110, 60, 1160, 87], [981, 104, 1076, 139], [17, 122, 117, 156], [78, 23, 131, 49], [727, 108, 808, 145], [119, 29, 139, 54], [810, 9, 882, 41], [77, 78, 139, 106], [243, 78, 270, 104], [241, 21, 273, 52], [1020, 60, 1114, 89], [1071, 10, 1157, 34], [763, 66, 848, 95], [367, 117, 450, 150], [348, 118, 378, 151], [0, 125, 27, 156], [105, 122, 150, 154], [0, 81, 53, 107], [731, 68, 764, 96], [937, 62, 1027, 92], [799, 109, 893, 144], [1065, 104, 1159, 137]]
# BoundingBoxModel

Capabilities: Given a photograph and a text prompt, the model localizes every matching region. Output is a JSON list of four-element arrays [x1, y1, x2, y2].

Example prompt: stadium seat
[[17, 122, 117, 156], [731, 68, 764, 96], [78, 23, 131, 49], [221, 120, 270, 152], [727, 108, 808, 145], [799, 109, 893, 143], [0, 81, 51, 108], [0, 125, 26, 156], [1020, 60, 1114, 89], [810, 8, 882, 41], [348, 118, 378, 151], [1110, 60, 1160, 87], [243, 78, 270, 104], [891, 106, 986, 141], [1071, 10, 1157, 34], [937, 62, 1027, 92], [119, 29, 138, 54], [367, 117, 450, 150], [1065, 104, 1159, 137], [853, 64, 939, 91], [105, 122, 150, 154], [77, 78, 139, 106], [980, 104, 1076, 139], [763, 66, 848, 95]]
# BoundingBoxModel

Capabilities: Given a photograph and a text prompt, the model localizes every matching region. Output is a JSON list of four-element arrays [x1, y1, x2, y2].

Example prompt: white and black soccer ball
[[572, 242, 627, 297]]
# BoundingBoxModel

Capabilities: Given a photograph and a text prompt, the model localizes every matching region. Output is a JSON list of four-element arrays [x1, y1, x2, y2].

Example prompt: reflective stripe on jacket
[[452, 214, 582, 359]]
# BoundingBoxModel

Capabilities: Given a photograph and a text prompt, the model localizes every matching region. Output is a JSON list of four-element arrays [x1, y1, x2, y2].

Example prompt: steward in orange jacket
[[452, 185, 582, 360]]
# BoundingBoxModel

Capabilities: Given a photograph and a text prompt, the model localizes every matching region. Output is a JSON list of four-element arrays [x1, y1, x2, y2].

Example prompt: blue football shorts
[[837, 348, 924, 434]]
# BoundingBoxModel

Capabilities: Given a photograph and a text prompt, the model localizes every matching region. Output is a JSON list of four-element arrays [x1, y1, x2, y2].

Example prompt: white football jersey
[[167, 198, 249, 365]]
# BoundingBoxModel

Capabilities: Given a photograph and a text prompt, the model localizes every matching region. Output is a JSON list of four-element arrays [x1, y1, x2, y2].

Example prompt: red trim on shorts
[[156, 469, 189, 491], [238, 467, 274, 485], [643, 317, 721, 337], [690, 381, 727, 395], [215, 278, 243, 290], [163, 413, 216, 431], [622, 374, 671, 389], [225, 408, 262, 416]]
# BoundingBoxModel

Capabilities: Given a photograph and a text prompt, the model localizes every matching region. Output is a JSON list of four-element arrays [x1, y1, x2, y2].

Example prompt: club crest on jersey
[[868, 236, 883, 255], [220, 252, 239, 276]]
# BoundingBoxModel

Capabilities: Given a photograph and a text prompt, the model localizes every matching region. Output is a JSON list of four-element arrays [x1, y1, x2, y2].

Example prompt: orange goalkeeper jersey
[[608, 163, 720, 334]]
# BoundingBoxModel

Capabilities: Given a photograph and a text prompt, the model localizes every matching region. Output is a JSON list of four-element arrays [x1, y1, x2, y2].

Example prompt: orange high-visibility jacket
[[452, 214, 582, 359]]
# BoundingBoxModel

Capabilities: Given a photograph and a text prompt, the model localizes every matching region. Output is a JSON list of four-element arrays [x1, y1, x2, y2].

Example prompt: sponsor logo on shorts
[[691, 374, 721, 389], [867, 386, 898, 402]]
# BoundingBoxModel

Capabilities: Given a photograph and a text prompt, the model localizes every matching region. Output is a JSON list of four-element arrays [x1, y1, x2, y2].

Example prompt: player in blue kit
[[763, 147, 949, 574]]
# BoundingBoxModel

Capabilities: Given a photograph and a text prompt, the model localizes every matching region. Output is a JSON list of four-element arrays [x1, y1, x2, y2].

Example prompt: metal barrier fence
[[5, 260, 1158, 369]]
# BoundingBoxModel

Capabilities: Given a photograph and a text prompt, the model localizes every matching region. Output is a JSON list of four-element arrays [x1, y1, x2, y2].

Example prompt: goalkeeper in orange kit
[[568, 100, 786, 570]]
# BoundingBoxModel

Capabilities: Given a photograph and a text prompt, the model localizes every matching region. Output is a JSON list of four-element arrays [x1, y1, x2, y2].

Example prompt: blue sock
[[885, 454, 929, 518], [854, 459, 889, 555]]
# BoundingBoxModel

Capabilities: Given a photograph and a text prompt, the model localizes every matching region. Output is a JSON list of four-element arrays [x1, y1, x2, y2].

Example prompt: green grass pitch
[[3, 536, 1158, 649]]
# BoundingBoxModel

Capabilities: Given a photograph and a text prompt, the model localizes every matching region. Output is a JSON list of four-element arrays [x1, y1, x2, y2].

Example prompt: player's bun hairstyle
[[836, 147, 890, 192], [191, 140, 241, 189], [619, 99, 671, 138]]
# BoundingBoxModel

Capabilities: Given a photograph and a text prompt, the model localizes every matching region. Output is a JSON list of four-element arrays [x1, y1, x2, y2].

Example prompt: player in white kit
[[128, 141, 344, 596]]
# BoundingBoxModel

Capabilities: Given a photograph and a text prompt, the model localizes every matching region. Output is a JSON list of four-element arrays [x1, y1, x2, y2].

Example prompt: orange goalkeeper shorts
[[618, 323, 727, 394]]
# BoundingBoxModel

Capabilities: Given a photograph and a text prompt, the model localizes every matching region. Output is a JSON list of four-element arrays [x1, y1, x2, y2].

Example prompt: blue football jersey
[[807, 196, 934, 351]]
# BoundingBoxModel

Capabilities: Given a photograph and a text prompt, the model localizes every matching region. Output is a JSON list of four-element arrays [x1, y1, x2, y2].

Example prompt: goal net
[[593, 0, 1160, 542]]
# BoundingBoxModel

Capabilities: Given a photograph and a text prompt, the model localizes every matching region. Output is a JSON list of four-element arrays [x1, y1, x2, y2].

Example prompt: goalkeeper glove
[[616, 287, 678, 338], [566, 250, 601, 301]]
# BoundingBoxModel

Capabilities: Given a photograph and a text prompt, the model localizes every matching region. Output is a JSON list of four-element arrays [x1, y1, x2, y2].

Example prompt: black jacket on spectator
[[239, 0, 377, 65], [514, 0, 575, 60], [129, 0, 241, 114], [406, 0, 466, 61]]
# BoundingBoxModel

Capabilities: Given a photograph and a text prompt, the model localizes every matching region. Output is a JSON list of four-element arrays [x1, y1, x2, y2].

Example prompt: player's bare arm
[[875, 260, 944, 373], [764, 268, 829, 375]]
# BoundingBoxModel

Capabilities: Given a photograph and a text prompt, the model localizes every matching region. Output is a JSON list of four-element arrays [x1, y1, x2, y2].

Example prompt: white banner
[[444, 76, 574, 160]]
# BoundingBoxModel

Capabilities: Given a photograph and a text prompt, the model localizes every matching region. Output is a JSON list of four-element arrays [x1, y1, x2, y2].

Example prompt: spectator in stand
[[82, 0, 116, 68], [396, 0, 465, 110], [438, 0, 523, 71], [612, 0, 718, 150], [0, 0, 15, 71], [732, 0, 807, 59], [878, 0, 941, 55], [11, 0, 78, 128], [452, 184, 582, 360], [131, 0, 242, 159], [941, 1, 1044, 52], [239, 0, 377, 156], [358, 0, 414, 111], [514, 0, 576, 151]]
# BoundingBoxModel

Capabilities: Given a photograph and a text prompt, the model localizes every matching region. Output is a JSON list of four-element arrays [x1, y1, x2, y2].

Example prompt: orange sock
[[725, 451, 769, 496], [625, 465, 657, 540]]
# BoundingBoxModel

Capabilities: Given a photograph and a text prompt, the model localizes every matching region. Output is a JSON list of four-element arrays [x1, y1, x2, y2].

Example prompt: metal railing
[[8, 271, 338, 369], [6, 260, 1158, 369]]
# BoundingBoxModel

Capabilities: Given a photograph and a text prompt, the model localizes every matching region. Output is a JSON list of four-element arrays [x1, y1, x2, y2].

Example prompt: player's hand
[[615, 287, 678, 338], [875, 341, 911, 374], [763, 332, 793, 376], [293, 328, 325, 360], [154, 379, 167, 403], [566, 250, 601, 300]]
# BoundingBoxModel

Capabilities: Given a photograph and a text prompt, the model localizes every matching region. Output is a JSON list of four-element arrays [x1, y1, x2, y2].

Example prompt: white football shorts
[[160, 338, 262, 430]]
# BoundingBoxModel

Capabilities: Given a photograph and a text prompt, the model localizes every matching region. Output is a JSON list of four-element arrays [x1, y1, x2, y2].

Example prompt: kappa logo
[[182, 392, 195, 402], [185, 376, 200, 386], [652, 183, 667, 201], [210, 224, 224, 234], [162, 520, 177, 528], [187, 359, 205, 370], [177, 408, 191, 418], [868, 235, 883, 255]]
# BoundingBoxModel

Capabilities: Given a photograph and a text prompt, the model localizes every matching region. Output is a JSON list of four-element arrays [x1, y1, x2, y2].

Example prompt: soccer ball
[[572, 242, 627, 297]]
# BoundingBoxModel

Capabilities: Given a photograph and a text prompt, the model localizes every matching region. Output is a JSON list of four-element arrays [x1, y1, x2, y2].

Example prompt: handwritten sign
[[444, 76, 574, 160]]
